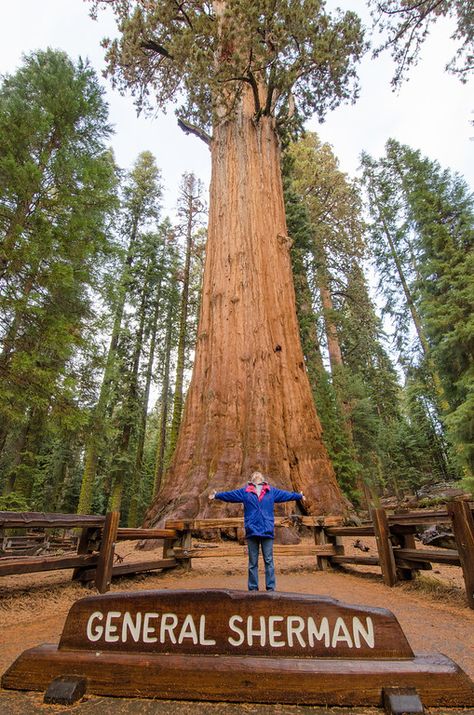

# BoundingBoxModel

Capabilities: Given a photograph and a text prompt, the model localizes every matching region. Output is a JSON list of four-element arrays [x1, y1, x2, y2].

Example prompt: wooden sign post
[[3, 589, 474, 708]]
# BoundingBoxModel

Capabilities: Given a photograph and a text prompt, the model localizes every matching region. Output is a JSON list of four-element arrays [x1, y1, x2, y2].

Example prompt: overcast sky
[[1, 1, 473, 217]]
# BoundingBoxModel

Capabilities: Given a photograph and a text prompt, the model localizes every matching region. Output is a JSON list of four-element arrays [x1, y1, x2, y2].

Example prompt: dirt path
[[1, 545, 473, 713]]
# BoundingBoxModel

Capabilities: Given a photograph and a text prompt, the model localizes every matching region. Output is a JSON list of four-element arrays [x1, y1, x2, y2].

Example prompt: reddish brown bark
[[146, 98, 346, 527]]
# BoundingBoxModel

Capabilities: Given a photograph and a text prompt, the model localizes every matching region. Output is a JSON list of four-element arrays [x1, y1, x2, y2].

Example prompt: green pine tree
[[0, 49, 118, 502], [77, 151, 162, 514], [361, 140, 473, 479]]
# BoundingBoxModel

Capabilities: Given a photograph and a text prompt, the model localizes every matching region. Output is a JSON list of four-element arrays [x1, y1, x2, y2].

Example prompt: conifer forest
[[0, 1, 473, 525]]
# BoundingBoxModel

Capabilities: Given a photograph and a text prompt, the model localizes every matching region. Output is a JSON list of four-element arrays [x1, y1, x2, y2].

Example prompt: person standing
[[209, 471, 304, 591]]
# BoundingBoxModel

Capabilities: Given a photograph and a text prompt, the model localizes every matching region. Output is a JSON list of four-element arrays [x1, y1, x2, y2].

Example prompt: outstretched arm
[[272, 487, 305, 503], [209, 488, 245, 503]]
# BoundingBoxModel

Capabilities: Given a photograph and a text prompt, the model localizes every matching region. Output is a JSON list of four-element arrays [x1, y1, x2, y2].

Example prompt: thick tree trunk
[[146, 106, 346, 526]]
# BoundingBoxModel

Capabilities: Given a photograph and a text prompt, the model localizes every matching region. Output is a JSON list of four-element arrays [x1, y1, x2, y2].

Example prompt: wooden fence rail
[[1, 501, 473, 603], [0, 511, 105, 529]]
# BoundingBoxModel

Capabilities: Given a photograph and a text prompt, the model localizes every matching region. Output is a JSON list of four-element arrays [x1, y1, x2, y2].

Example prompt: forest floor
[[1, 536, 473, 714]]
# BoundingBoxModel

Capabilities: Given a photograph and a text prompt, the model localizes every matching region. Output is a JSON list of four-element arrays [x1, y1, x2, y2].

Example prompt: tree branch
[[177, 118, 211, 146], [173, 0, 194, 30], [378, 0, 440, 17], [141, 40, 174, 60], [264, 63, 277, 116], [247, 70, 261, 116]]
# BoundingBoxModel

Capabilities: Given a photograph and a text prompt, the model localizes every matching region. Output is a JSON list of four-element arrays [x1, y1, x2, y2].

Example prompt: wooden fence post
[[391, 511, 422, 581], [178, 528, 193, 572], [313, 524, 330, 571], [72, 526, 99, 581], [163, 521, 193, 570], [95, 511, 120, 594], [313, 518, 343, 570], [393, 528, 419, 581], [371, 507, 398, 587], [162, 537, 176, 560], [448, 500, 474, 609]]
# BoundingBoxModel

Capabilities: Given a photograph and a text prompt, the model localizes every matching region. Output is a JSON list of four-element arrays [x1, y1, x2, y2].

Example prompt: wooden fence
[[163, 502, 474, 608], [1, 501, 473, 607], [0, 511, 177, 594], [321, 501, 474, 610]]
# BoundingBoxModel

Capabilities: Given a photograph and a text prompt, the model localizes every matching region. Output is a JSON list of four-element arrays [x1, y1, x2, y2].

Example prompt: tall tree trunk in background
[[3, 426, 30, 495], [77, 150, 161, 515], [108, 266, 148, 512], [146, 93, 345, 527], [167, 199, 194, 460], [127, 244, 167, 527], [291, 245, 326, 387], [371, 191, 427, 352], [50, 439, 73, 510], [77, 219, 138, 514], [291, 243, 361, 503], [319, 281, 343, 370], [153, 297, 174, 495], [315, 245, 353, 437], [315, 251, 370, 507], [370, 189, 449, 414], [5, 406, 46, 498]]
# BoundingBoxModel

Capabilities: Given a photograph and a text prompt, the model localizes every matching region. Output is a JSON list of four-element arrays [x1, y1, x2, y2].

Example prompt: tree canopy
[[89, 0, 366, 135]]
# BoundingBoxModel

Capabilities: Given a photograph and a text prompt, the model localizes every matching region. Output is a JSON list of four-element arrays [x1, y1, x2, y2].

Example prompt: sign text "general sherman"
[[58, 589, 415, 659], [86, 610, 375, 650]]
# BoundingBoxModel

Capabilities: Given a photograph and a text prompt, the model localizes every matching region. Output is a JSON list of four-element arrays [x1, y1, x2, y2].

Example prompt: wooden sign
[[3, 589, 474, 708], [59, 589, 412, 659]]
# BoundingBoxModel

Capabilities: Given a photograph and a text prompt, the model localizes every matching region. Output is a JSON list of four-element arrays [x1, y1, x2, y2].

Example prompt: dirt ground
[[1, 536, 473, 714]]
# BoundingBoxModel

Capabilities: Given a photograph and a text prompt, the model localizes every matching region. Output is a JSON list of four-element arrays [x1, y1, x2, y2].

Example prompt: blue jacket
[[214, 484, 303, 539]]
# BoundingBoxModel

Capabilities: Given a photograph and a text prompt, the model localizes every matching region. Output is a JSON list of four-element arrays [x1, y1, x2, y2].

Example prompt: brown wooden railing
[[1, 500, 473, 605], [0, 511, 178, 594], [162, 502, 474, 608]]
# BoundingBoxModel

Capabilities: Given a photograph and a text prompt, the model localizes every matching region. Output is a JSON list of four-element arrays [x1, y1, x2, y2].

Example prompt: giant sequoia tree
[[90, 0, 366, 522]]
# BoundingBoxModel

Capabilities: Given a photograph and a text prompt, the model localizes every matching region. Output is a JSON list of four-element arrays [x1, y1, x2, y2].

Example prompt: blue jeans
[[247, 536, 275, 591]]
